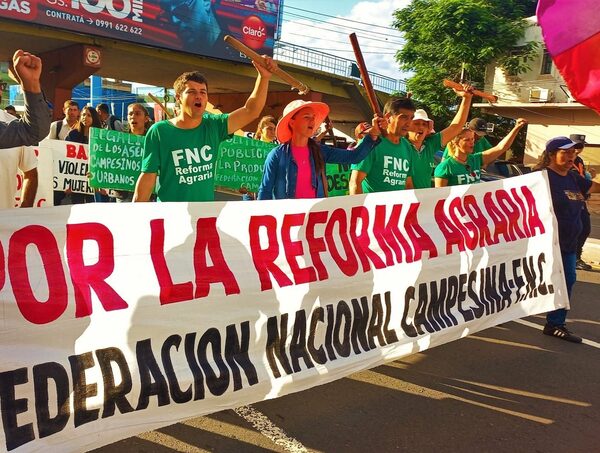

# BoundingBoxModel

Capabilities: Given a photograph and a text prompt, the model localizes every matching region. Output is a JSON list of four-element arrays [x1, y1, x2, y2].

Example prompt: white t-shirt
[[0, 111, 38, 208], [47, 118, 72, 140]]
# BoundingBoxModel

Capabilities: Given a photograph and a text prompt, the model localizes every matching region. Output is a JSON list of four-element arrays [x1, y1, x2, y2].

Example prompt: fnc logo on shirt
[[171, 146, 215, 185], [71, 0, 143, 22]]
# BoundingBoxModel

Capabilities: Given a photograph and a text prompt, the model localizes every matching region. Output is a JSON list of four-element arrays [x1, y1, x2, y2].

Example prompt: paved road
[[590, 213, 600, 241], [94, 269, 600, 453]]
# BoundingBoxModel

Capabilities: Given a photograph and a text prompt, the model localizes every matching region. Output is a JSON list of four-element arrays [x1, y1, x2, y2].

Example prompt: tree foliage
[[393, 0, 537, 128]]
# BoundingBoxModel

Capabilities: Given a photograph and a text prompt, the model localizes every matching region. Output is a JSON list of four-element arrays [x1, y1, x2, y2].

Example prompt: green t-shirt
[[351, 137, 413, 192], [409, 132, 442, 189], [442, 136, 492, 159], [434, 153, 483, 186], [141, 114, 230, 201]]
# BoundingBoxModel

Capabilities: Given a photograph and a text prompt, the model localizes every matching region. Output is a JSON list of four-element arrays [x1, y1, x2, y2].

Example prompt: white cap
[[412, 109, 435, 133], [413, 109, 431, 123]]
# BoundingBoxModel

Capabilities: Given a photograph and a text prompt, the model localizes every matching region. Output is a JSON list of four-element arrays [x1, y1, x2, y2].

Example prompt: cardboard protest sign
[[215, 137, 353, 196], [326, 162, 352, 196], [88, 128, 144, 191], [215, 135, 276, 192], [50, 140, 94, 196]]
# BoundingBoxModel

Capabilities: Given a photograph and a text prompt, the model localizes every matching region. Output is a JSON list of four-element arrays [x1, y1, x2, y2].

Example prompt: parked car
[[484, 160, 531, 178]]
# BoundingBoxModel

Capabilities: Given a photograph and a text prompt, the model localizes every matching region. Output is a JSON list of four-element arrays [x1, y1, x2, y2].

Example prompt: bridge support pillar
[[40, 44, 102, 119]]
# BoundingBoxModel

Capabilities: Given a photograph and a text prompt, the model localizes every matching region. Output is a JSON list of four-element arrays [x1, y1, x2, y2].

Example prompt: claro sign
[[241, 15, 267, 49], [1, 0, 281, 62]]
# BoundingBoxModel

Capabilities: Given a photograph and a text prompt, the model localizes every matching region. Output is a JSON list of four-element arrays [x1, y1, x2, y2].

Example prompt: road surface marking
[[234, 405, 308, 453], [136, 431, 200, 452], [514, 319, 600, 349]]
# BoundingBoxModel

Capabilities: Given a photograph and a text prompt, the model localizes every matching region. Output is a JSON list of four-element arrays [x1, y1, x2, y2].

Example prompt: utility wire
[[282, 30, 402, 52], [306, 47, 397, 55], [282, 11, 404, 45], [282, 21, 404, 46], [284, 5, 401, 32]]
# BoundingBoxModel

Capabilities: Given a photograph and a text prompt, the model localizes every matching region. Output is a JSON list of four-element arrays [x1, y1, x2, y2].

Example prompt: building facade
[[477, 17, 599, 171]]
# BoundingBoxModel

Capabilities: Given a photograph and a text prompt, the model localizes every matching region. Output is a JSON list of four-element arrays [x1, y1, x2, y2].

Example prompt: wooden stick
[[224, 35, 310, 95], [324, 116, 335, 141], [148, 93, 173, 119], [349, 33, 382, 116], [443, 79, 498, 103]]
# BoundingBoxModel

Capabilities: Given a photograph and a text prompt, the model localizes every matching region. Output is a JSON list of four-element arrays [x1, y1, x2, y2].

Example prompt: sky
[[279, 0, 411, 79]]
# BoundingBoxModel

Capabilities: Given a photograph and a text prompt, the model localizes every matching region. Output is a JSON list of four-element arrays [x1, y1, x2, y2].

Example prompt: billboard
[[1, 0, 280, 62]]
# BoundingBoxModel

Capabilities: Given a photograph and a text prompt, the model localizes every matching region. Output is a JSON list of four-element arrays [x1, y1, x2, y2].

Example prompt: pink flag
[[537, 0, 600, 114]]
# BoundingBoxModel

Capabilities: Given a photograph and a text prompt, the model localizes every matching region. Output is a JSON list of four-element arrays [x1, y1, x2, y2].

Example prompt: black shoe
[[543, 324, 582, 343], [576, 259, 593, 271]]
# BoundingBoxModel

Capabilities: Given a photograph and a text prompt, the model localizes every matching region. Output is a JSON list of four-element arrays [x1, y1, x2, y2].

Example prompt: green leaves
[[393, 0, 536, 126]]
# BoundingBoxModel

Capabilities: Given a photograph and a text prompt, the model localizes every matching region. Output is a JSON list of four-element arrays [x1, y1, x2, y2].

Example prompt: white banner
[[48, 140, 93, 196], [9, 140, 93, 208], [0, 172, 566, 452]]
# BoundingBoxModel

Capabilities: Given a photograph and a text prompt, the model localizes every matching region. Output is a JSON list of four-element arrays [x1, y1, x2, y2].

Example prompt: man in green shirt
[[441, 117, 493, 159], [349, 97, 416, 194], [407, 85, 473, 189], [134, 58, 277, 202]]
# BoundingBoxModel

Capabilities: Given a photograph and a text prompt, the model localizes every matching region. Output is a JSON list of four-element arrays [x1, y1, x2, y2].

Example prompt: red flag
[[537, 0, 600, 114]]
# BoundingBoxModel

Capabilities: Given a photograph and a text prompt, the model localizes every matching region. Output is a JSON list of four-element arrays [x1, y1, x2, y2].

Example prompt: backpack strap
[[54, 120, 62, 138]]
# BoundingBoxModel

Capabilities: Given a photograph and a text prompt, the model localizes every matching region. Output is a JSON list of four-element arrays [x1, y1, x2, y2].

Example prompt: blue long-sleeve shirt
[[258, 135, 379, 200]]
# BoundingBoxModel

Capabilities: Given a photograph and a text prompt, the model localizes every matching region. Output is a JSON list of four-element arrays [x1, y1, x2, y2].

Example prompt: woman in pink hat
[[257, 100, 381, 199]]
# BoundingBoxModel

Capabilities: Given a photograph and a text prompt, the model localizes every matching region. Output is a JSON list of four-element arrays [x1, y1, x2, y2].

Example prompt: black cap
[[468, 118, 488, 136], [569, 134, 587, 144]]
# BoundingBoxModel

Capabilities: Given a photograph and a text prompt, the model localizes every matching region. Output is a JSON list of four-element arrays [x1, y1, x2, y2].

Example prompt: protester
[[441, 117, 493, 159], [254, 115, 278, 143], [533, 136, 600, 342], [51, 100, 83, 205], [0, 50, 50, 148], [134, 57, 277, 202], [241, 115, 278, 200], [65, 106, 102, 144], [127, 102, 151, 135], [1, 149, 38, 208], [110, 103, 151, 203], [349, 97, 416, 194], [96, 102, 124, 131], [63, 106, 101, 204], [5, 105, 19, 118], [434, 118, 527, 187], [257, 100, 381, 200], [354, 121, 370, 141], [344, 121, 370, 150], [48, 100, 80, 140], [570, 134, 595, 270], [0, 111, 38, 208], [407, 85, 473, 189]]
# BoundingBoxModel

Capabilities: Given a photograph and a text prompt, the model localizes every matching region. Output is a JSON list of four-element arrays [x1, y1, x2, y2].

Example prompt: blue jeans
[[546, 252, 577, 326]]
